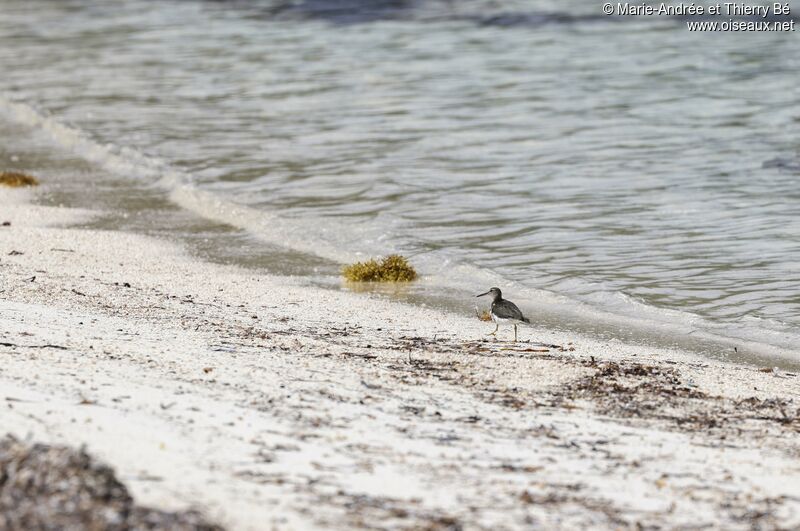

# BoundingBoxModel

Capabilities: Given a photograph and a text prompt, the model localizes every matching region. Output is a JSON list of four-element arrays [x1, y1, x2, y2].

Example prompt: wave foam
[[0, 94, 180, 186]]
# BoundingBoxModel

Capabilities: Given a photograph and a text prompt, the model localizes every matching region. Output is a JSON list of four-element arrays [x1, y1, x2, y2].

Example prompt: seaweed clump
[[0, 171, 39, 187], [343, 254, 418, 282]]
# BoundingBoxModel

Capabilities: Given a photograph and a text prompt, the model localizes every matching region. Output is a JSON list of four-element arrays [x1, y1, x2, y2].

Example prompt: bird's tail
[[522, 317, 530, 324]]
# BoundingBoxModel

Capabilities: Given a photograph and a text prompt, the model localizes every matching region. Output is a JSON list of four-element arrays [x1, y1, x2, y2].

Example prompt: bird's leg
[[514, 324, 518, 342], [486, 324, 499, 337]]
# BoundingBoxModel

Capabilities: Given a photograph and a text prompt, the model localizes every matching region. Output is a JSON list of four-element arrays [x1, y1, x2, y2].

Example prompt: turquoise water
[[1, 0, 799, 362]]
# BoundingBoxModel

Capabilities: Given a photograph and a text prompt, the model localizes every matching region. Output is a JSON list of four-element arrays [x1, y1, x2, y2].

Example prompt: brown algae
[[342, 254, 418, 282], [0, 171, 39, 187]]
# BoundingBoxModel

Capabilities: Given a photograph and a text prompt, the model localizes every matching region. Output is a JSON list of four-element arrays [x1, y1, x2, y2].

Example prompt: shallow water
[[1, 0, 799, 362]]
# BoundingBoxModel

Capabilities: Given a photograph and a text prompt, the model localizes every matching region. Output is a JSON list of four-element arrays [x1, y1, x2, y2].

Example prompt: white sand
[[1, 189, 799, 530]]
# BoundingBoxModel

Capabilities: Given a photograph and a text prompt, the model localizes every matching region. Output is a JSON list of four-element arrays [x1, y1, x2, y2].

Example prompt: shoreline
[[1, 190, 799, 529]]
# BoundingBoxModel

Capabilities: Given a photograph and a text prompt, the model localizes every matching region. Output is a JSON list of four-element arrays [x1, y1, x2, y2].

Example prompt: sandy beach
[[1, 189, 799, 529]]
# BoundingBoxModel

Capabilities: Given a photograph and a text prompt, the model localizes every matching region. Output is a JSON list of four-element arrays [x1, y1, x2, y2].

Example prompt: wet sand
[[1, 189, 799, 530]]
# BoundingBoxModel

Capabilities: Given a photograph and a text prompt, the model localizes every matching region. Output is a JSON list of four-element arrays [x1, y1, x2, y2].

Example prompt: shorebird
[[477, 287, 530, 342]]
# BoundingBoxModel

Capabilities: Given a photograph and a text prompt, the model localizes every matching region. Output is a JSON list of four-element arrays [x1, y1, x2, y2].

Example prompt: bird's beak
[[476, 290, 491, 298]]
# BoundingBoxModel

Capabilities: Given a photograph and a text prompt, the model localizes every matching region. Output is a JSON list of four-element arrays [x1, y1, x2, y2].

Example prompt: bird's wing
[[492, 300, 526, 321]]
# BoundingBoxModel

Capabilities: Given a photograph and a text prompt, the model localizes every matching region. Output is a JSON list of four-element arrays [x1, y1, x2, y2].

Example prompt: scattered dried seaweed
[[734, 397, 799, 426], [342, 254, 417, 282], [548, 360, 800, 434], [517, 488, 630, 528], [0, 171, 39, 187], [560, 361, 710, 420], [311, 490, 461, 531], [0, 341, 67, 350], [0, 436, 222, 530]]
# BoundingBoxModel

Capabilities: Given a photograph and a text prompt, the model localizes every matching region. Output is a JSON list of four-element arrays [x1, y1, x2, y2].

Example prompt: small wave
[[266, 0, 415, 24], [0, 94, 180, 187], [763, 157, 800, 173], [0, 92, 398, 265], [169, 184, 398, 263]]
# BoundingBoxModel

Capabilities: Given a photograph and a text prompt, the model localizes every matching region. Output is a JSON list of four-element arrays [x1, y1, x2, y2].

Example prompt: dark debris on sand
[[360, 334, 799, 440], [0, 436, 222, 531], [555, 360, 800, 435]]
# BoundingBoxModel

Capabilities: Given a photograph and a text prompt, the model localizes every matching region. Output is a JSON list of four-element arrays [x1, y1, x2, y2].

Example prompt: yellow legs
[[486, 324, 519, 342]]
